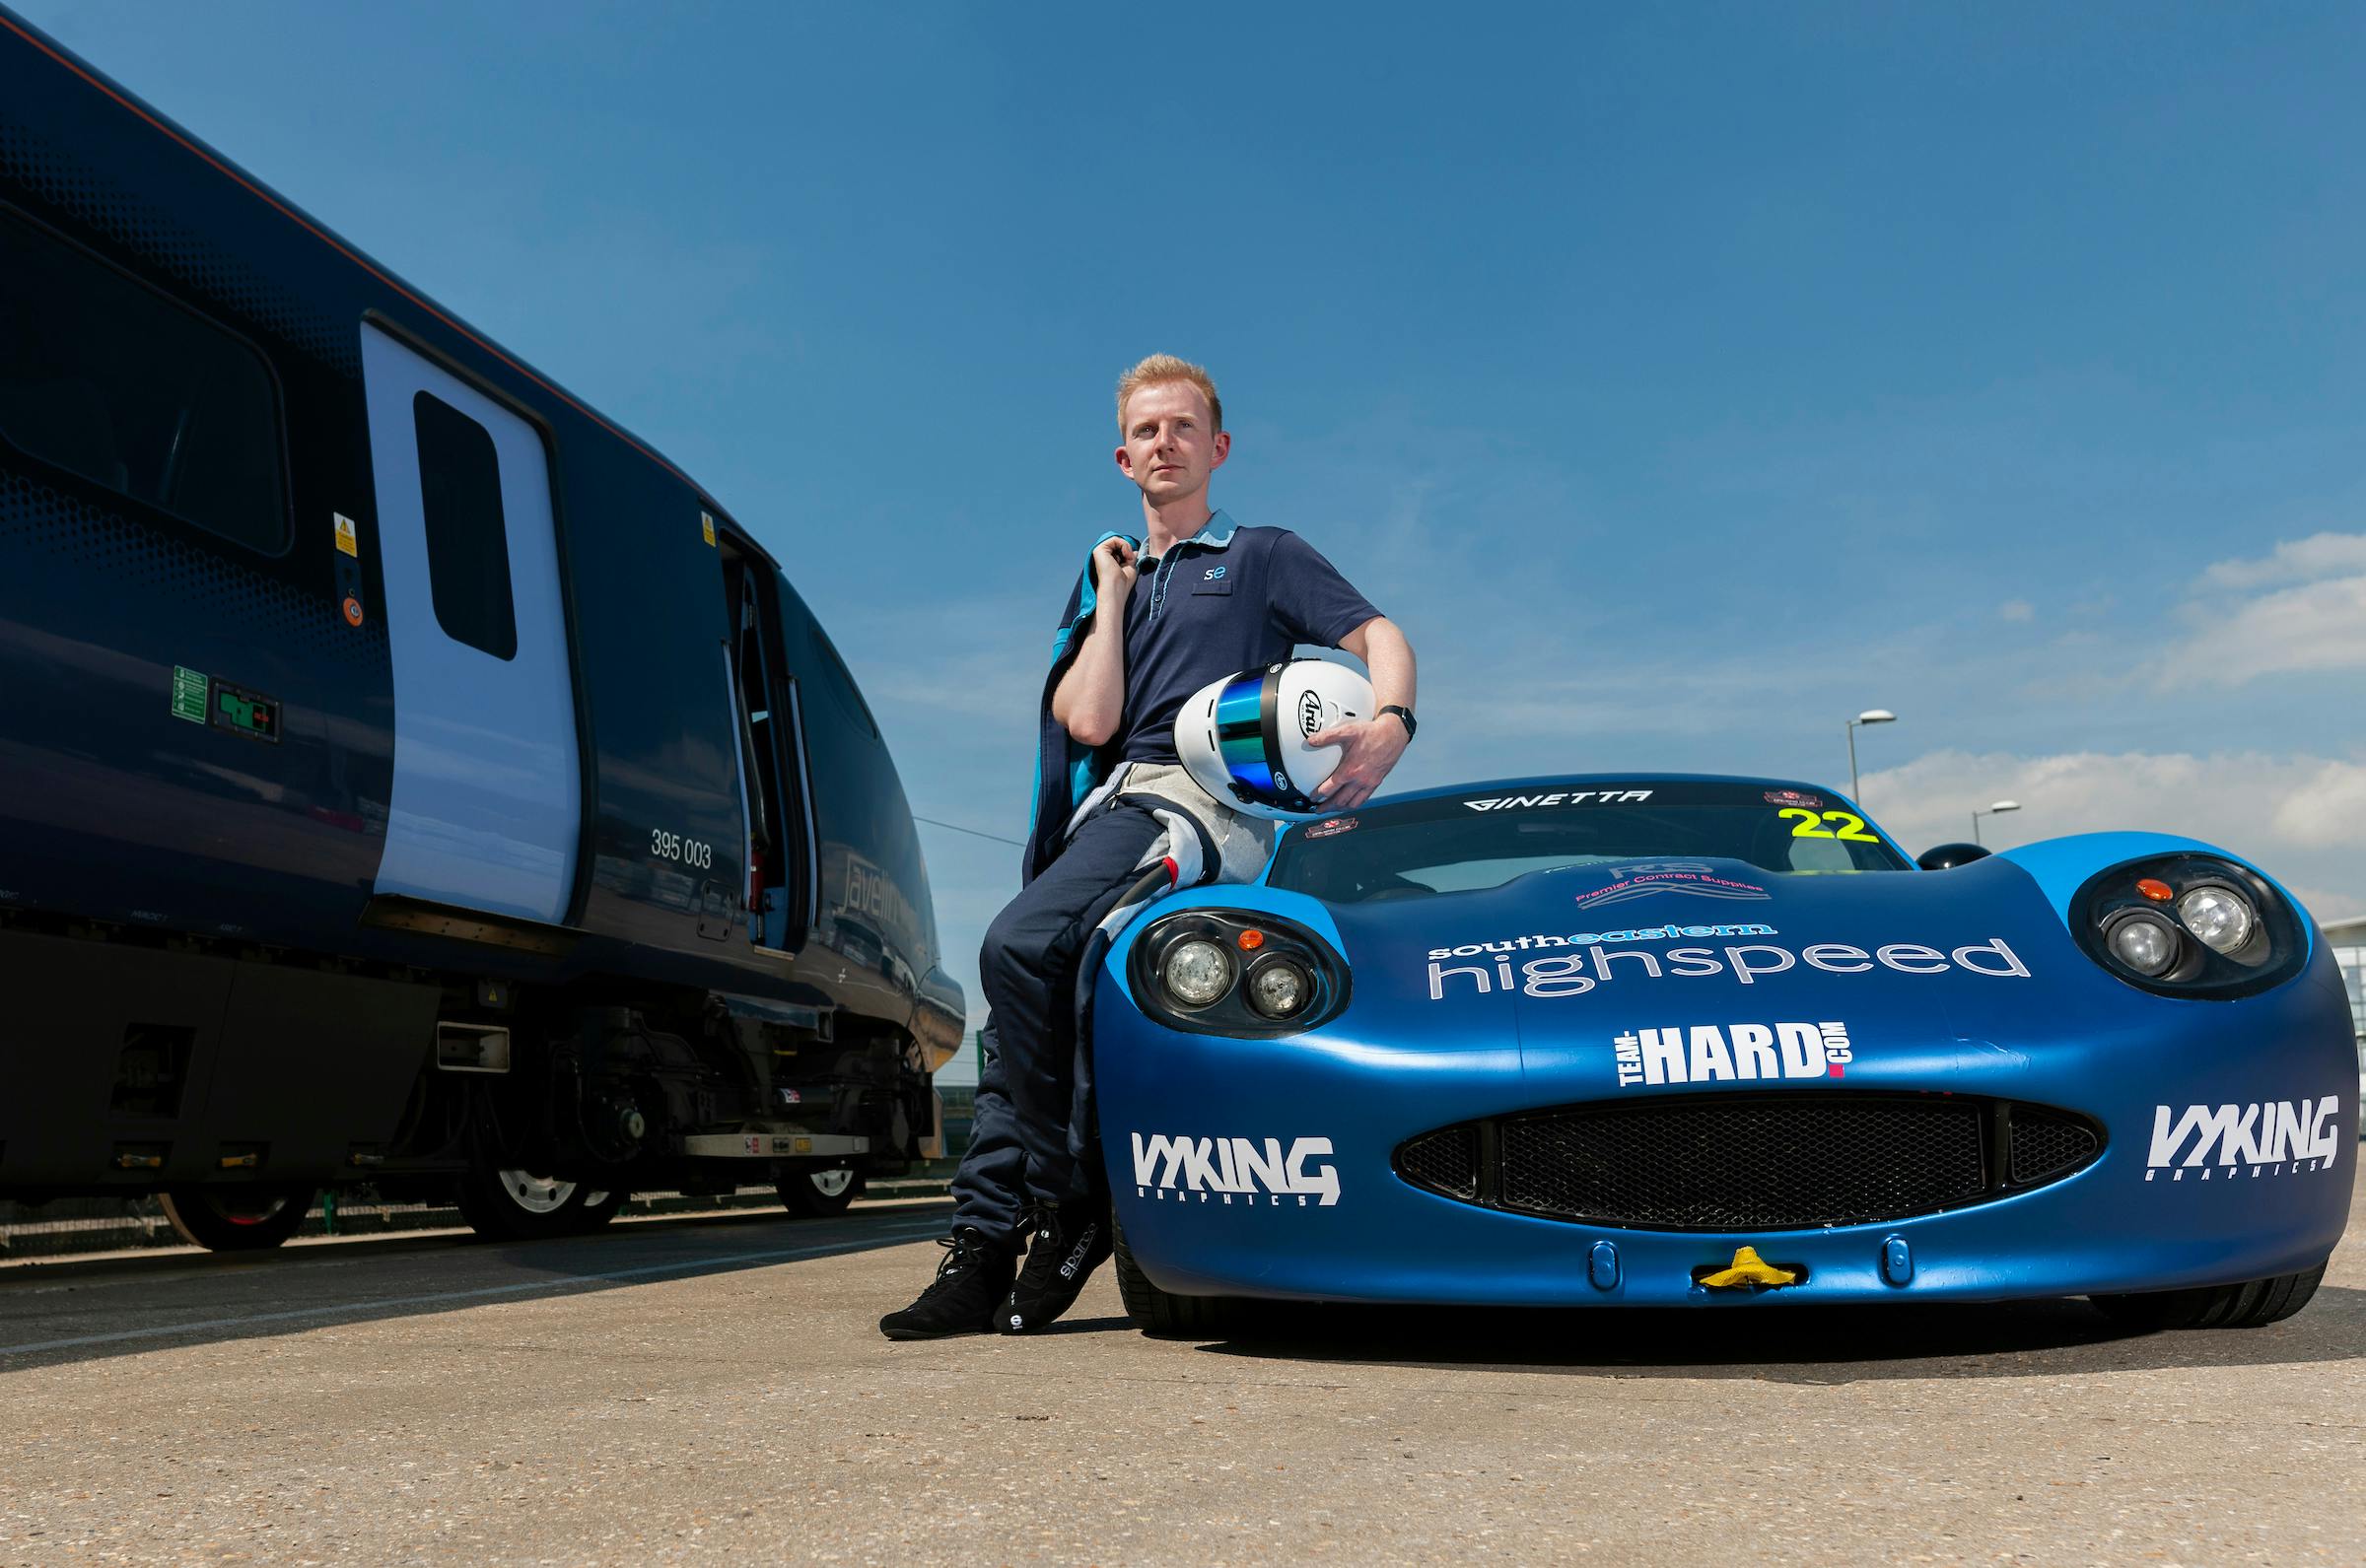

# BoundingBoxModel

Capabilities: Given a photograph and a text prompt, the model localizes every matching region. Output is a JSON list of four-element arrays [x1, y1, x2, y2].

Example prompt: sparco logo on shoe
[[1613, 1021, 1853, 1088], [1130, 1132, 1341, 1206], [1059, 1226, 1099, 1279], [2144, 1097, 2343, 1181]]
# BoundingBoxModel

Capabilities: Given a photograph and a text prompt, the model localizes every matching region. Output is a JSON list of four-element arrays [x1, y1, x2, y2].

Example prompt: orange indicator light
[[1237, 929, 1266, 951], [2136, 878, 2174, 902]]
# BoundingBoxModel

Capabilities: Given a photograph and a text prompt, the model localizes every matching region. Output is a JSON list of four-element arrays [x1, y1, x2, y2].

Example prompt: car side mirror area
[[1917, 843, 1992, 870]]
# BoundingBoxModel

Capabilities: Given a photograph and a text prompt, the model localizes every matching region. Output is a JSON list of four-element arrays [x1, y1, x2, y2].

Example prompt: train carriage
[[0, 8, 962, 1246]]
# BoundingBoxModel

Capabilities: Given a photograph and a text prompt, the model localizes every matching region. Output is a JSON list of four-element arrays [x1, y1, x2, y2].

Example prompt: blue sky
[[25, 1, 2366, 1068]]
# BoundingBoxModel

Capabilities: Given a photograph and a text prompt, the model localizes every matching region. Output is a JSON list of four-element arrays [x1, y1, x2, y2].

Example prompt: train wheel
[[159, 1186, 314, 1252], [779, 1165, 865, 1217], [454, 1166, 597, 1242]]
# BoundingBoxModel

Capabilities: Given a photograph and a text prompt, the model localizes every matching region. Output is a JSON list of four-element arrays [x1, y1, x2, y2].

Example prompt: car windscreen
[[1267, 782, 1913, 905]]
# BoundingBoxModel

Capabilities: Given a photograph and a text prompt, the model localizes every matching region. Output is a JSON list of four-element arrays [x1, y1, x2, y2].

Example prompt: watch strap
[[1380, 704, 1417, 740]]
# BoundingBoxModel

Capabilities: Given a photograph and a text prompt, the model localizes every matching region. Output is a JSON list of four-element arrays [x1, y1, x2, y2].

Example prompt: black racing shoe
[[878, 1226, 1017, 1340], [1000, 1200, 1114, 1333]]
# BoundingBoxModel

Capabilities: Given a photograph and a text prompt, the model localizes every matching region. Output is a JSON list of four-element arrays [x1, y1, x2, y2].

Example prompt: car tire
[[1113, 1221, 1244, 1337], [159, 1186, 314, 1252], [2089, 1263, 2327, 1329], [779, 1165, 865, 1218], [454, 1166, 607, 1243]]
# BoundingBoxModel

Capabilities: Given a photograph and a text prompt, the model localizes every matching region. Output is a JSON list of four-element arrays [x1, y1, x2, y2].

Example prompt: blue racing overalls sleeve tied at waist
[[1021, 530, 1134, 888]]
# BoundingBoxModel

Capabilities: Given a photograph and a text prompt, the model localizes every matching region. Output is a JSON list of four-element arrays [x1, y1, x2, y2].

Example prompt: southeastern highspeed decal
[[1425, 936, 2032, 999]]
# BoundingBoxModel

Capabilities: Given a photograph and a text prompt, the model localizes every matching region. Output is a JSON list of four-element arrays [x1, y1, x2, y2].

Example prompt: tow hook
[[1693, 1246, 1805, 1290]]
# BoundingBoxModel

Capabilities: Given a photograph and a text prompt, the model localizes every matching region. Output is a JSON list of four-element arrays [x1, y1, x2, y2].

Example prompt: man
[[880, 355, 1418, 1339]]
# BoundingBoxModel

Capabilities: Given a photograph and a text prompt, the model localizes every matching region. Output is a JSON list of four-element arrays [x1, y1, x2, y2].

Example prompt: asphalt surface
[[1, 1182, 2360, 1566]]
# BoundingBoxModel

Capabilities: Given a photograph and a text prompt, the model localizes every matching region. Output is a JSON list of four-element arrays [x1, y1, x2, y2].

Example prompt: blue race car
[[1095, 775, 2356, 1333]]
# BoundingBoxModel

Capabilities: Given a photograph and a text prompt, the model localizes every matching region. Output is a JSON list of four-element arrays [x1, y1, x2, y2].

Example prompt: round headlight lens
[[2107, 914, 2180, 976], [1161, 939, 1234, 1008], [1246, 959, 1311, 1020], [2178, 885, 2257, 954]]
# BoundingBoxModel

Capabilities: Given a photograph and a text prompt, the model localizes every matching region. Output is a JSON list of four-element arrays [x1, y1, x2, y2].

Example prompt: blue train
[[0, 9, 963, 1247]]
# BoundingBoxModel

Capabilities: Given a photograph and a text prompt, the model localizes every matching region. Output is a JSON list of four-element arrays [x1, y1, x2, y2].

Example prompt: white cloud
[[1857, 747, 2366, 921], [2155, 574, 2366, 689], [1998, 598, 2034, 622], [2157, 531, 2366, 689], [2270, 760, 2366, 849], [2200, 530, 2366, 591]]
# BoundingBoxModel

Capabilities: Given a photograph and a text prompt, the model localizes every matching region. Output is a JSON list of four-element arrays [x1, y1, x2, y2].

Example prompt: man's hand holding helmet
[[1305, 715, 1408, 811]]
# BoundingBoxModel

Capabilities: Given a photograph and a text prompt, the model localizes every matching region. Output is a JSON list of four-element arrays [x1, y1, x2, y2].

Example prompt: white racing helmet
[[1176, 657, 1376, 821]]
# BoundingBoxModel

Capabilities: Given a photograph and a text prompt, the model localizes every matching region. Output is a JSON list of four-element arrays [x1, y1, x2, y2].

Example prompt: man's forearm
[[1363, 619, 1416, 716], [1347, 616, 1417, 718], [1051, 603, 1129, 746]]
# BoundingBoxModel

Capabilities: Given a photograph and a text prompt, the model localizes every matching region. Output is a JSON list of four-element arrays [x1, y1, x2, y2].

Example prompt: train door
[[720, 539, 811, 954], [358, 322, 581, 924]]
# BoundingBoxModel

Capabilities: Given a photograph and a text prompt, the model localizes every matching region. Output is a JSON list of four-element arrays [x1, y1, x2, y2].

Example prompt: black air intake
[[1394, 1096, 2102, 1231]]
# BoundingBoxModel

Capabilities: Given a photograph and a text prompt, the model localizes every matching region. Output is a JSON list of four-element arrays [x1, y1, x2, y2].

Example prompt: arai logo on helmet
[[1297, 689, 1325, 739]]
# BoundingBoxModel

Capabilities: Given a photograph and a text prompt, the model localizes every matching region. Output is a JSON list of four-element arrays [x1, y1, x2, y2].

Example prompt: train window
[[0, 205, 288, 552], [411, 390, 519, 661]]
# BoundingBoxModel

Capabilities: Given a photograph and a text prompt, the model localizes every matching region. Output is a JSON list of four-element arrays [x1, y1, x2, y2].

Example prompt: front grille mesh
[[1396, 1097, 2101, 1232], [1396, 1125, 1478, 1200], [2009, 1111, 2099, 1184], [1498, 1100, 1984, 1229]]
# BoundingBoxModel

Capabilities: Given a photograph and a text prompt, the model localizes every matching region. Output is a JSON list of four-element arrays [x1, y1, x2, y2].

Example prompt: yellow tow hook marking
[[1698, 1246, 1799, 1289]]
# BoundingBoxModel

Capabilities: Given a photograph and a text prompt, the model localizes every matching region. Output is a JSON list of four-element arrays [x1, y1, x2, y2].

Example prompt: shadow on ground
[[0, 1200, 956, 1371], [1187, 1284, 2366, 1384]]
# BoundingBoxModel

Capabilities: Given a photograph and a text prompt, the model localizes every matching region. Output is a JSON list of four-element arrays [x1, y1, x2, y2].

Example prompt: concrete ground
[[0, 1180, 2359, 1566]]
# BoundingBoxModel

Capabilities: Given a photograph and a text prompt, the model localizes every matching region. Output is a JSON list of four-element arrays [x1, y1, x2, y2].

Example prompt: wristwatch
[[1380, 705, 1418, 741]]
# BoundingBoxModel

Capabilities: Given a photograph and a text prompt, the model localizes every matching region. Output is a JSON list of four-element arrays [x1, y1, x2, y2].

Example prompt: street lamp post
[[1845, 710, 1897, 803], [1973, 799, 2022, 845]]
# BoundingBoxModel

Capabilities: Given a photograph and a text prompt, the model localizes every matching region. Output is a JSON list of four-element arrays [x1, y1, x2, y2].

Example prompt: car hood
[[1319, 854, 2106, 1079]]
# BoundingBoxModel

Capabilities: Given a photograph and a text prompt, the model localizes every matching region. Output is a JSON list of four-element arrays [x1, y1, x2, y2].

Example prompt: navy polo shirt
[[1107, 511, 1382, 766]]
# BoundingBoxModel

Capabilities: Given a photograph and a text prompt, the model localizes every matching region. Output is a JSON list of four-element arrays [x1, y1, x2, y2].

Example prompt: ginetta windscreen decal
[[1459, 788, 1653, 812]]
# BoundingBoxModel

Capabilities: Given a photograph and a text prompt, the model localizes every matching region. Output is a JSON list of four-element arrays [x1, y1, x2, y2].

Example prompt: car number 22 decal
[[1778, 807, 1881, 843]]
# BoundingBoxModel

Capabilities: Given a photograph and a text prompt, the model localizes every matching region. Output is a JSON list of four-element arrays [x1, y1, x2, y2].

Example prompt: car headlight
[[1245, 956, 1312, 1020], [1130, 911, 1350, 1036], [2071, 853, 2303, 998], [2104, 910, 2180, 976], [1161, 939, 1234, 1008], [2177, 885, 2255, 954]]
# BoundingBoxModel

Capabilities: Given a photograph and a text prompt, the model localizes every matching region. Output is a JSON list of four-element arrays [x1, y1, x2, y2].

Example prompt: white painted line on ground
[[0, 1219, 950, 1358]]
